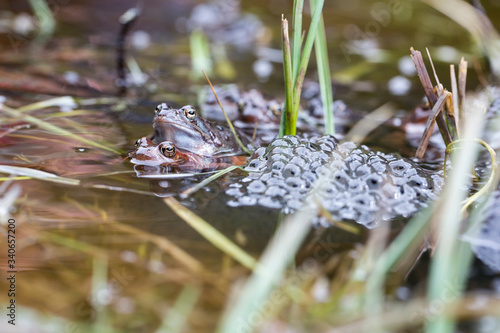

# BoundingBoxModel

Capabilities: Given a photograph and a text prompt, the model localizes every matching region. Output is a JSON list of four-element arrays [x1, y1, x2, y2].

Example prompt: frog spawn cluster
[[226, 135, 442, 228]]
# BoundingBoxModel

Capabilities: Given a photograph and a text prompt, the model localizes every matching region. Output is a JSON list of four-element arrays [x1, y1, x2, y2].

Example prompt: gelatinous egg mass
[[226, 135, 442, 228]]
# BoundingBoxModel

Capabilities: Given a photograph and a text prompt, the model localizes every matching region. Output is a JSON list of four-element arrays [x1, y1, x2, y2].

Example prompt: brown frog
[[130, 136, 247, 174], [151, 103, 252, 157]]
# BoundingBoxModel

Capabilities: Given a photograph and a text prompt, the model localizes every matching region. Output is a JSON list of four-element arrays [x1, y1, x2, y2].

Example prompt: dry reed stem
[[416, 92, 451, 159], [411, 48, 453, 150]]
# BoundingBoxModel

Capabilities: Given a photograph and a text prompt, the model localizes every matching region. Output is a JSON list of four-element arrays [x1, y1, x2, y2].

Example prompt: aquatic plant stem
[[180, 165, 242, 198], [157, 285, 201, 333], [190, 30, 213, 80], [202, 70, 251, 154], [425, 103, 486, 333], [291, 0, 325, 129], [443, 139, 497, 214], [310, 0, 335, 135], [1, 104, 122, 154], [281, 16, 294, 136], [411, 48, 453, 147], [281, 0, 325, 136], [217, 207, 313, 333], [291, 0, 304, 79]]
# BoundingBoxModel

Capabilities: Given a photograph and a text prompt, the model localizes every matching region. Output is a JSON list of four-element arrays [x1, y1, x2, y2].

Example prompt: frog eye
[[159, 142, 176, 158], [184, 107, 197, 120], [135, 139, 141, 148], [155, 103, 171, 114]]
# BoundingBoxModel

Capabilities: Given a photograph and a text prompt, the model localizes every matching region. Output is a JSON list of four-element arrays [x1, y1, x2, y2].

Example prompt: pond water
[[1, 0, 500, 332]]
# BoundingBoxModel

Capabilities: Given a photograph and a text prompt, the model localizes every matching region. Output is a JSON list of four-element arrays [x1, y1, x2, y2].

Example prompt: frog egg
[[348, 178, 366, 194], [358, 214, 378, 228], [365, 174, 384, 190], [272, 146, 293, 156], [245, 158, 266, 172], [285, 177, 307, 192], [238, 195, 258, 206], [339, 207, 358, 221], [301, 171, 317, 185], [265, 185, 287, 197], [283, 135, 300, 145], [282, 163, 302, 178], [271, 160, 286, 172], [258, 196, 283, 209], [265, 176, 285, 187], [393, 201, 417, 217], [331, 170, 350, 190], [247, 180, 266, 194], [350, 194, 378, 213], [355, 164, 372, 177], [252, 147, 267, 158], [389, 160, 411, 177], [407, 174, 429, 190], [290, 156, 308, 169], [225, 187, 243, 197]]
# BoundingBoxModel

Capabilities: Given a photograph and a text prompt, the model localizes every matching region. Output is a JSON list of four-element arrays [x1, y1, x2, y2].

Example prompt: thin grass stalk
[[190, 30, 212, 80], [0, 165, 80, 185], [290, 0, 325, 133], [425, 100, 487, 333], [180, 165, 242, 198], [291, 0, 304, 79], [216, 207, 313, 333], [1, 104, 122, 154], [365, 205, 435, 314], [281, 16, 294, 137], [458, 58, 468, 134], [450, 65, 460, 138], [310, 0, 334, 135], [202, 70, 251, 154], [91, 256, 112, 333], [421, 0, 500, 76], [157, 285, 201, 333]]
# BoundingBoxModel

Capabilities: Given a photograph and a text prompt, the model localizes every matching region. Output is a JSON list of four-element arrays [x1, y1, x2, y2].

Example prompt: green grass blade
[[202, 71, 251, 154], [217, 208, 313, 333], [425, 100, 487, 333], [365, 205, 435, 315], [156, 286, 201, 333], [292, 0, 304, 79], [180, 165, 242, 198], [1, 104, 122, 154], [281, 16, 294, 137], [163, 197, 257, 270], [0, 165, 81, 185], [310, 0, 335, 135], [190, 30, 213, 80], [290, 0, 325, 134]]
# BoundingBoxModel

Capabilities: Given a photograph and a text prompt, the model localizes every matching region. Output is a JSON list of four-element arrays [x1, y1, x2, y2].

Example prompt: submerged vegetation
[[1, 1, 500, 333]]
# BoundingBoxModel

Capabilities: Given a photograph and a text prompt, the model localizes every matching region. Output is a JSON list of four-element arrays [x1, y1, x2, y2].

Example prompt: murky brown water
[[1, 0, 500, 332]]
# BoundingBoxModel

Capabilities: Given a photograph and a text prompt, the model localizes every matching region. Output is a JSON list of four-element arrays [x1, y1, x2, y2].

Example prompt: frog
[[151, 103, 252, 157], [199, 85, 282, 129], [130, 136, 247, 175]]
